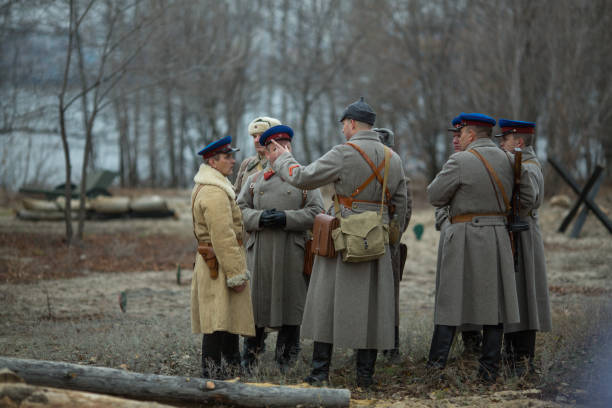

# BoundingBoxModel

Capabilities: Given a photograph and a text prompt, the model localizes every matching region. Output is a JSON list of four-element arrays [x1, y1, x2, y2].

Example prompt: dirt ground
[[1, 187, 612, 407]]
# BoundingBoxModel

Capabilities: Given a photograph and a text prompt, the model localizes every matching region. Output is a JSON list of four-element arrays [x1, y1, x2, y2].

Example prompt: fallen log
[[0, 382, 173, 408], [0, 357, 350, 407]]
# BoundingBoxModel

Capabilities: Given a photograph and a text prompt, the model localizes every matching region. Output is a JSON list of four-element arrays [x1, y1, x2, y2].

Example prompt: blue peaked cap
[[197, 135, 239, 158], [496, 119, 536, 137], [498, 119, 536, 129], [259, 125, 294, 146], [449, 113, 496, 131]]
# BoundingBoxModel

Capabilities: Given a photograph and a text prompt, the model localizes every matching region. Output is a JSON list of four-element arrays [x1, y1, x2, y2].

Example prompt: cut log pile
[[17, 195, 174, 220]]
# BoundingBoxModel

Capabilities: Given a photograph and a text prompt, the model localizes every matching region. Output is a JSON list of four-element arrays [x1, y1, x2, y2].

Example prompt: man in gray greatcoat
[[237, 125, 324, 371], [426, 112, 535, 382], [435, 126, 483, 356], [374, 127, 412, 360], [266, 97, 409, 388], [496, 119, 552, 376]]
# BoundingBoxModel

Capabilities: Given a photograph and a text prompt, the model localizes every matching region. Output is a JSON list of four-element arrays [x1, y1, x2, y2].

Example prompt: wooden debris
[[0, 357, 350, 407]]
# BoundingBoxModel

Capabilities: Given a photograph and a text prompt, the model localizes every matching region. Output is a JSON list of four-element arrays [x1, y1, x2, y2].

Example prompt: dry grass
[[2, 297, 610, 406], [2, 187, 612, 406], [0, 232, 195, 283]]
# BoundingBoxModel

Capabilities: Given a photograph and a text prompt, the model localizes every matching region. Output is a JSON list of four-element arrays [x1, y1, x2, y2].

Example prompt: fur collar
[[193, 164, 236, 200]]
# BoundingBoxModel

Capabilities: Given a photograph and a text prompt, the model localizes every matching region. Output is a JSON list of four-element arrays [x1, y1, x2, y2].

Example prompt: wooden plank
[[570, 176, 603, 238], [547, 159, 612, 234], [0, 357, 350, 407], [558, 165, 604, 233]]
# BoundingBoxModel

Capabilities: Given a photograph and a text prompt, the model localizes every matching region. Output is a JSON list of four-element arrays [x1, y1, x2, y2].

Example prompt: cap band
[[202, 143, 230, 159], [463, 120, 494, 128], [501, 126, 535, 134], [263, 133, 292, 145]]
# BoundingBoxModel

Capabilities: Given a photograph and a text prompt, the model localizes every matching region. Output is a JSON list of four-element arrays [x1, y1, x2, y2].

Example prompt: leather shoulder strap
[[346, 142, 391, 203], [191, 184, 205, 241], [469, 149, 510, 212], [249, 171, 263, 198], [523, 159, 541, 169]]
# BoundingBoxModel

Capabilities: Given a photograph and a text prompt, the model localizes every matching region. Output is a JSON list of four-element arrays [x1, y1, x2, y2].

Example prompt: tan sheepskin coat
[[190, 164, 255, 336]]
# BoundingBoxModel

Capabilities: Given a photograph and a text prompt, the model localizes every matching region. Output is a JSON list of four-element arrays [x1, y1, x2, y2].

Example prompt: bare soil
[[1, 188, 612, 407]]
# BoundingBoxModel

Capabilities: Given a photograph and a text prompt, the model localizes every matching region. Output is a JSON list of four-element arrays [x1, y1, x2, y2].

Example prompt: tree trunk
[[148, 88, 157, 187], [0, 357, 350, 408], [58, 103, 73, 246], [131, 91, 141, 187], [178, 100, 187, 187], [165, 87, 177, 187], [0, 382, 174, 408]]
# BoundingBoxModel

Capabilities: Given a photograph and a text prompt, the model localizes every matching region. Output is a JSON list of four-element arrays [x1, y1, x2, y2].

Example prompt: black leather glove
[[259, 209, 286, 228], [259, 209, 276, 227]]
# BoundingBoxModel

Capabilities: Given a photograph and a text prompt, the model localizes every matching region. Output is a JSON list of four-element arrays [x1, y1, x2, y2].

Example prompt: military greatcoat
[[271, 130, 409, 350], [427, 138, 535, 327], [237, 167, 324, 328], [505, 146, 552, 333], [234, 154, 268, 194], [190, 164, 255, 337]]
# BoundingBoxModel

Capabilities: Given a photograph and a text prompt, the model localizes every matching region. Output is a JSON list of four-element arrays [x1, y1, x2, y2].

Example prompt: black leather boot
[[202, 332, 224, 379], [241, 327, 266, 370], [478, 324, 503, 383], [221, 332, 240, 378], [304, 342, 333, 385], [382, 326, 401, 360], [356, 349, 378, 388], [275, 325, 300, 372], [503, 331, 518, 374], [427, 325, 456, 369], [505, 330, 536, 377], [461, 330, 482, 355]]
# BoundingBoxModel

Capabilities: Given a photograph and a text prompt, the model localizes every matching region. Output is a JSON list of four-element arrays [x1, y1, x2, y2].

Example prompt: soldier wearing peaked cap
[[237, 125, 324, 372], [496, 119, 552, 376], [234, 116, 282, 194], [426, 113, 536, 383], [191, 135, 255, 379], [373, 127, 413, 360], [435, 124, 484, 356], [265, 97, 410, 388]]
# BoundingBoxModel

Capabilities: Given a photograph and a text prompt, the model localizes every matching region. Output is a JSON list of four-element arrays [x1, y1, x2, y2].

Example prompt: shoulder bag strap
[[380, 147, 391, 217], [469, 149, 511, 213], [249, 171, 263, 198], [346, 142, 392, 204], [523, 159, 541, 168], [191, 184, 205, 241]]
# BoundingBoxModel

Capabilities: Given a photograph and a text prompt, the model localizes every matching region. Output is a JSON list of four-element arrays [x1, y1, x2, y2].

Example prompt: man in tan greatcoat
[[234, 116, 281, 194], [426, 113, 535, 383], [496, 119, 552, 376], [237, 125, 324, 371], [266, 97, 409, 388], [191, 135, 255, 379]]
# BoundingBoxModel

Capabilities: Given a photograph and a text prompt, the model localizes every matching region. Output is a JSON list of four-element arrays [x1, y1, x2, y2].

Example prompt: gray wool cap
[[339, 97, 376, 126]]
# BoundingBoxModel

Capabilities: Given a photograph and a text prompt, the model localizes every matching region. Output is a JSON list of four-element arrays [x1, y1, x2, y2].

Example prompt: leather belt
[[335, 195, 395, 214], [198, 239, 243, 248], [451, 213, 506, 224]]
